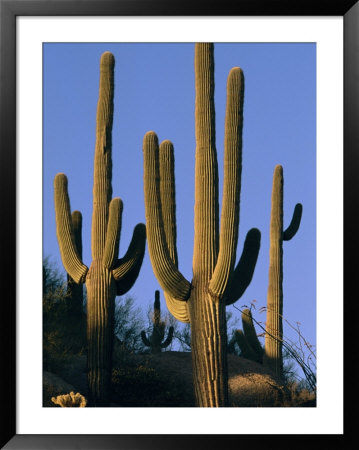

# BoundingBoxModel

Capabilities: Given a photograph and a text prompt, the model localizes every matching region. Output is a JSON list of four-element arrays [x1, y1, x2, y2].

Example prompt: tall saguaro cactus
[[54, 52, 146, 406], [141, 290, 174, 353], [263, 164, 302, 378], [143, 43, 260, 407]]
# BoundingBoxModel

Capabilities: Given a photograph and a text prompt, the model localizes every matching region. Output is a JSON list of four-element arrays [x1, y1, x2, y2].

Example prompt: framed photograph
[[1, 0, 356, 448]]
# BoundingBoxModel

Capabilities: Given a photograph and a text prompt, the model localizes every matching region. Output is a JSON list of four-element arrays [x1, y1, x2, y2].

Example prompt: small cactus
[[51, 391, 87, 407], [234, 308, 263, 363], [141, 290, 174, 353]]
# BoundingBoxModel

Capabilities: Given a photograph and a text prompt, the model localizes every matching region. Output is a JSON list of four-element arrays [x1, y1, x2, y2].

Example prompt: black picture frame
[[1, 0, 356, 448]]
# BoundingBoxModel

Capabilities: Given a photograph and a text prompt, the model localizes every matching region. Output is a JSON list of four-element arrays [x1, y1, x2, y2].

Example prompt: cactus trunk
[[263, 166, 284, 377], [188, 288, 228, 406], [86, 261, 116, 405]]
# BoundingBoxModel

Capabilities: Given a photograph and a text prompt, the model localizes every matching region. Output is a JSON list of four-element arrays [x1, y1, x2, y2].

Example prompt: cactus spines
[[263, 165, 302, 378], [143, 43, 260, 406], [141, 290, 174, 353], [54, 52, 146, 406]]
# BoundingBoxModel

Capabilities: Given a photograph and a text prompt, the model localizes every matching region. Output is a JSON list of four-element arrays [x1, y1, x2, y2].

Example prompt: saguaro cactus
[[54, 52, 146, 406], [141, 290, 174, 353], [263, 165, 302, 378], [143, 43, 260, 407]]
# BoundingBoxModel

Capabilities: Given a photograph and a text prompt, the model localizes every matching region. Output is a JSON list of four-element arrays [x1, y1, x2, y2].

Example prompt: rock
[[227, 354, 291, 406]]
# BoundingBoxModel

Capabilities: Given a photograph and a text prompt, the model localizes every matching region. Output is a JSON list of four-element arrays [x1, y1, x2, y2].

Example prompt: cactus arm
[[161, 326, 174, 348], [283, 203, 302, 241], [66, 210, 85, 316], [209, 67, 244, 297], [140, 330, 151, 347], [225, 228, 261, 305], [159, 140, 190, 322], [91, 52, 115, 259], [159, 140, 178, 265], [193, 43, 219, 277], [102, 197, 123, 269], [112, 223, 146, 295], [241, 308, 264, 362], [143, 131, 191, 301], [234, 330, 261, 362], [54, 173, 88, 283], [71, 210, 83, 258]]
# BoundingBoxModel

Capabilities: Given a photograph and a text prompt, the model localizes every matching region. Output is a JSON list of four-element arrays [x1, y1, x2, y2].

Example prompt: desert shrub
[[113, 296, 146, 355], [111, 363, 190, 407], [43, 257, 87, 372]]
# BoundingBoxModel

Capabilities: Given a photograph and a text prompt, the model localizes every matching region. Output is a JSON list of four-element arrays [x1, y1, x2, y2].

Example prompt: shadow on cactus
[[54, 52, 146, 406], [141, 290, 174, 354]]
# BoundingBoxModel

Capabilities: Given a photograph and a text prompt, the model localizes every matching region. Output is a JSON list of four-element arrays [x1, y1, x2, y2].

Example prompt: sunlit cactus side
[[141, 290, 174, 354], [54, 52, 146, 406], [263, 165, 302, 378], [143, 43, 261, 407], [234, 308, 264, 363], [51, 392, 87, 407]]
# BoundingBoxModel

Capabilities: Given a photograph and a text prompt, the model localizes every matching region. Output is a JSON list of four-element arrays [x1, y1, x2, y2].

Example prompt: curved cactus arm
[[161, 325, 174, 348], [163, 292, 190, 323], [140, 330, 151, 347], [71, 210, 83, 258], [159, 140, 190, 322], [225, 228, 261, 305], [241, 308, 264, 362], [102, 197, 123, 269], [159, 140, 178, 265], [54, 173, 88, 284], [234, 330, 260, 361], [112, 223, 146, 295], [143, 131, 191, 301], [283, 203, 302, 241], [209, 67, 244, 298]]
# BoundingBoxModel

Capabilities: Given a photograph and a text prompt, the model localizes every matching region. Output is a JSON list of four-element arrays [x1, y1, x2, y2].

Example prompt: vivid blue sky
[[43, 43, 316, 365]]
